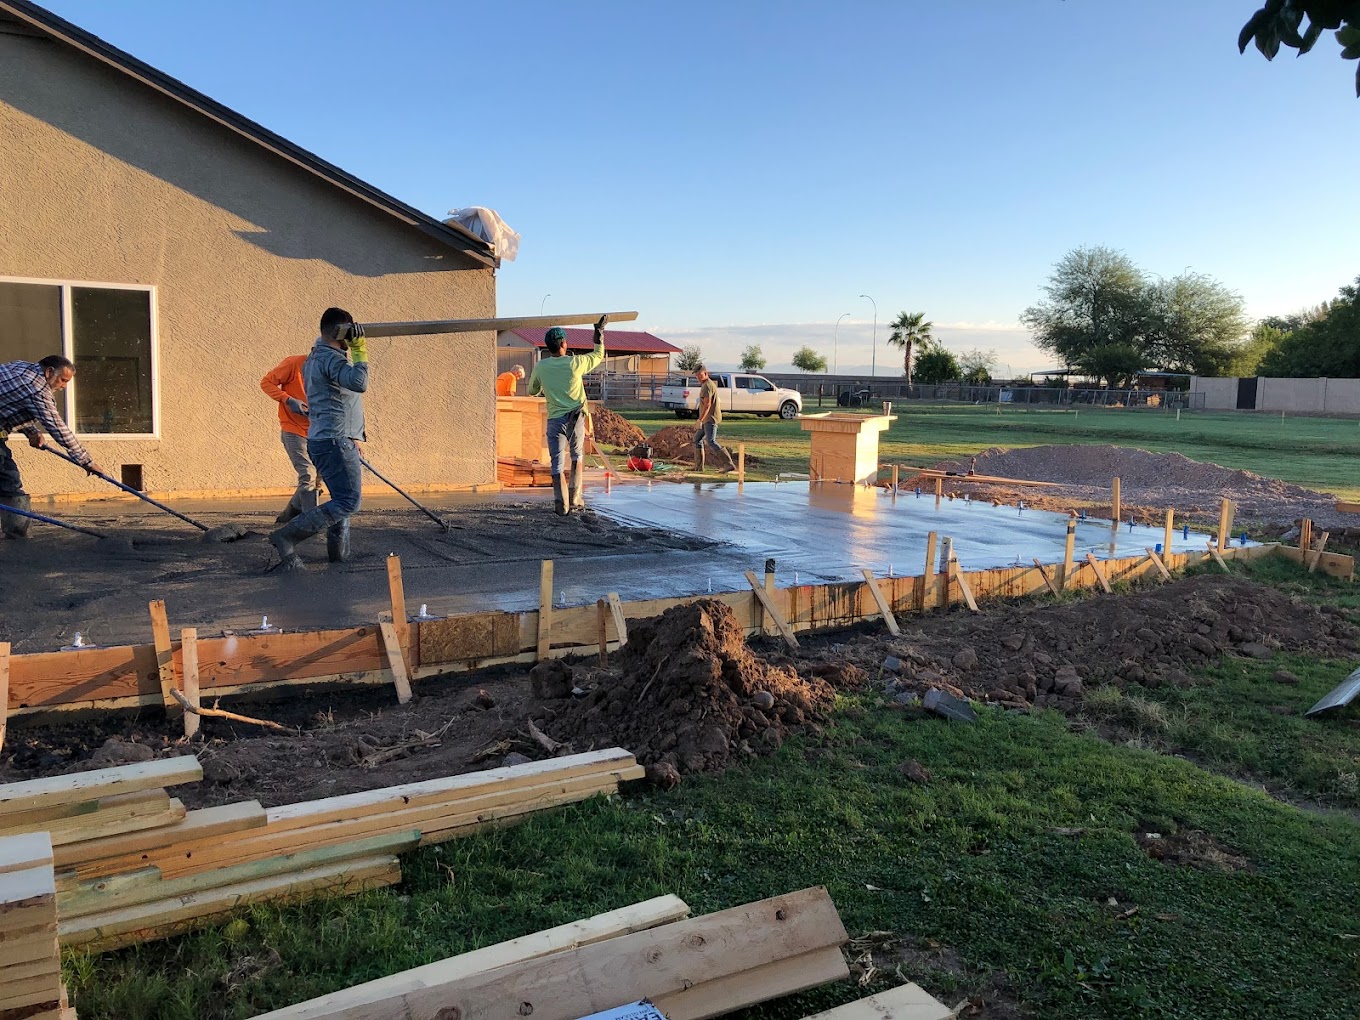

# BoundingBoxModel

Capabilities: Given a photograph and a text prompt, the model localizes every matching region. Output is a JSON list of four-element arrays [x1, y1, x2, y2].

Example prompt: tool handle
[[42, 446, 208, 531], [0, 501, 106, 539], [359, 457, 447, 530]]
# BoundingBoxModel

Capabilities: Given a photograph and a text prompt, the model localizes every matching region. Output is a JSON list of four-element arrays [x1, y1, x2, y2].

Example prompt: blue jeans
[[694, 421, 721, 453], [0, 436, 24, 496], [289, 437, 362, 536], [546, 410, 586, 476]]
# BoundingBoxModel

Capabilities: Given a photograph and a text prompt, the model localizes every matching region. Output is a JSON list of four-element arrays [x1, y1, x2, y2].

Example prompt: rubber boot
[[268, 515, 314, 572], [326, 519, 351, 563], [1, 493, 31, 539], [697, 448, 706, 474], [551, 474, 568, 516], [569, 459, 585, 513], [275, 499, 301, 525]]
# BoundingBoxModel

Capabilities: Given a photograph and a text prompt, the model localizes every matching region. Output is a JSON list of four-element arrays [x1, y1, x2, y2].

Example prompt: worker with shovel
[[260, 352, 322, 523], [268, 308, 368, 570], [0, 355, 105, 538], [528, 315, 608, 515]]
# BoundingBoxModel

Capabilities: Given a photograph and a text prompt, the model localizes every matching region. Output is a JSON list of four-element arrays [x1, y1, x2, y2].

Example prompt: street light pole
[[859, 294, 877, 377], [539, 293, 552, 315], [833, 313, 849, 376]]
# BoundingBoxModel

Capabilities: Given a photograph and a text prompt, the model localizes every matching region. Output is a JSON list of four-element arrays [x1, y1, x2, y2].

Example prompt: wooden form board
[[251, 896, 693, 1019], [147, 600, 179, 713], [359, 311, 638, 339], [0, 756, 201, 818], [1276, 544, 1355, 579], [6, 545, 1286, 717], [798, 983, 953, 1020]]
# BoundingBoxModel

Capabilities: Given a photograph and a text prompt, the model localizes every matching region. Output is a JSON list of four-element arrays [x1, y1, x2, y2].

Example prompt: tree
[[791, 346, 828, 373], [1238, 2, 1360, 97], [1258, 275, 1360, 376], [676, 345, 704, 373], [739, 344, 766, 372], [1228, 322, 1288, 376], [957, 348, 997, 385], [1021, 246, 1249, 387], [886, 312, 934, 384], [913, 348, 962, 384]]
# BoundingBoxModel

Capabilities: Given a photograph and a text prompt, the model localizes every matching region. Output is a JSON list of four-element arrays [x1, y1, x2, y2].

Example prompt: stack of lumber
[[253, 885, 849, 1020], [0, 832, 76, 1020], [497, 456, 553, 487], [4, 748, 641, 951], [800, 984, 953, 1020]]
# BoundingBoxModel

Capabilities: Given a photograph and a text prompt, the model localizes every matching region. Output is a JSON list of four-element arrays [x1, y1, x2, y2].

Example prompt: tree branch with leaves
[[1238, 1, 1360, 96], [887, 312, 934, 384]]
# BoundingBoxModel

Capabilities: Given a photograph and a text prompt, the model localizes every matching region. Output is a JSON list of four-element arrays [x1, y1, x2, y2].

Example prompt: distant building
[[497, 328, 680, 381]]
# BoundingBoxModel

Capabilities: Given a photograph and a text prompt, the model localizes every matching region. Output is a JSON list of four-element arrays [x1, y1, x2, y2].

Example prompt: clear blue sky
[[41, 0, 1360, 374]]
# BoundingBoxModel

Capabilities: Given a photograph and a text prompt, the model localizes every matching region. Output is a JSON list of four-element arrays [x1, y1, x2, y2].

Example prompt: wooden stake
[[1205, 539, 1231, 573], [744, 571, 799, 648], [180, 629, 200, 739], [920, 532, 938, 611], [951, 556, 979, 612], [1032, 558, 1060, 596], [0, 642, 8, 756], [737, 443, 745, 484], [1308, 531, 1331, 573], [1085, 553, 1112, 593], [859, 569, 901, 636], [940, 537, 954, 607], [934, 476, 943, 506], [386, 555, 411, 668], [762, 565, 776, 636], [596, 599, 609, 666], [1162, 508, 1174, 558], [1145, 547, 1172, 580], [1217, 499, 1234, 552], [1111, 476, 1121, 523], [537, 561, 554, 661], [1300, 517, 1313, 555], [891, 464, 899, 498], [378, 622, 414, 704], [1062, 520, 1076, 591], [607, 593, 628, 647], [148, 600, 180, 715]]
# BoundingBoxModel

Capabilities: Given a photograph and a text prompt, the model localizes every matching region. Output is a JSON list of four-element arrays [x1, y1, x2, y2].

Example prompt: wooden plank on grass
[[1085, 553, 1112, 594], [1145, 547, 1172, 580], [180, 628, 200, 739], [745, 571, 799, 648], [48, 798, 185, 850], [607, 593, 628, 646], [279, 886, 845, 1020], [251, 895, 692, 1020], [0, 790, 171, 844], [59, 801, 266, 875], [378, 622, 413, 705], [147, 600, 180, 713], [798, 982, 954, 1020], [1309, 531, 1331, 574], [1031, 558, 1060, 597], [655, 945, 849, 1020], [859, 570, 900, 636], [0, 833, 52, 877], [0, 757, 201, 818]]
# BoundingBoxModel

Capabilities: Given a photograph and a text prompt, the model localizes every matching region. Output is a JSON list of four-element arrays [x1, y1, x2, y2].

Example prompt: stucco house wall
[[0, 29, 496, 499]]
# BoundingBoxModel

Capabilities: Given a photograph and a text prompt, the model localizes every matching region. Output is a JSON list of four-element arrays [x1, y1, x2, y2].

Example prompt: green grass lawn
[[621, 405, 1360, 499], [71, 567, 1360, 1019]]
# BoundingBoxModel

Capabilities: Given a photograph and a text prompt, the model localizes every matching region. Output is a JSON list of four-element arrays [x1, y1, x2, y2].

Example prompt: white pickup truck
[[659, 373, 803, 420]]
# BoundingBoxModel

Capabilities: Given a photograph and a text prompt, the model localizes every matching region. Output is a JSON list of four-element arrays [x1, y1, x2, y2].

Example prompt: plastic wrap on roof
[[445, 206, 520, 261]]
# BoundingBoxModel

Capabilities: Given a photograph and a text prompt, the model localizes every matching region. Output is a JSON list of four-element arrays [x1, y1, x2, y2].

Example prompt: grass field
[[621, 405, 1360, 499], [68, 562, 1360, 1020]]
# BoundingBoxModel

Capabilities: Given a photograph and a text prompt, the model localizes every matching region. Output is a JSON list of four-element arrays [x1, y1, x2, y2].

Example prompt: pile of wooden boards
[[1, 748, 643, 952], [0, 832, 75, 1020], [496, 455, 553, 487]]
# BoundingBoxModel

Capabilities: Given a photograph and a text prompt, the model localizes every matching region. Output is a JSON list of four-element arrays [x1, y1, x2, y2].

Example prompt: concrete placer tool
[[0, 501, 134, 551], [42, 446, 249, 542], [359, 455, 453, 532], [357, 311, 637, 338]]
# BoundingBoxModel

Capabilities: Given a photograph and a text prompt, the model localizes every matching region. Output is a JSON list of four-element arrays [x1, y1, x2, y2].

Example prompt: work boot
[[326, 519, 351, 563], [551, 474, 568, 516], [697, 449, 706, 474], [569, 459, 585, 513], [1, 493, 31, 538], [719, 447, 738, 474], [268, 516, 314, 572], [274, 500, 300, 525]]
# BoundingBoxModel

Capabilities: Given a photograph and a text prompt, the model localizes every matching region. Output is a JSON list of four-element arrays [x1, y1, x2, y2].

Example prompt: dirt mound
[[533, 600, 833, 774], [589, 405, 646, 449], [648, 425, 757, 467], [930, 445, 1340, 528], [805, 575, 1359, 713]]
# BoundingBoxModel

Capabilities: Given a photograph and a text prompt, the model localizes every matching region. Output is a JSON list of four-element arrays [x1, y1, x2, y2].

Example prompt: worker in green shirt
[[528, 314, 608, 515]]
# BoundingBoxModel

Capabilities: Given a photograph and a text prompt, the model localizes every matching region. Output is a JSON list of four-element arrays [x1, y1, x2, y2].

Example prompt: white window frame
[[0, 276, 160, 440]]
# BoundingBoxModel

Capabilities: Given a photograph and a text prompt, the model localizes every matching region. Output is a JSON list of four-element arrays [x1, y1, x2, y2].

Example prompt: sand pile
[[588, 405, 646, 449], [531, 600, 833, 776], [807, 575, 1359, 713]]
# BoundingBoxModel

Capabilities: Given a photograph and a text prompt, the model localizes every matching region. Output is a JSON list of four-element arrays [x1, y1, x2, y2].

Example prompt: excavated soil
[[588, 405, 647, 449], [529, 600, 836, 776], [648, 425, 757, 468], [926, 445, 1345, 530], [794, 574, 1359, 713]]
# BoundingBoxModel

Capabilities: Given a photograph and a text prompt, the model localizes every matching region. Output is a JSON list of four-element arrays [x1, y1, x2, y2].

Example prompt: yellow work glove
[[345, 322, 368, 364]]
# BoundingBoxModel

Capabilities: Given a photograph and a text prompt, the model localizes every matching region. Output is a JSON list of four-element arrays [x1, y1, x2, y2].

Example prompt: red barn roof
[[505, 327, 680, 355]]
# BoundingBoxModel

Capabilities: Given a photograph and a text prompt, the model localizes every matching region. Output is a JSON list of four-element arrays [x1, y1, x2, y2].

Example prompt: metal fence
[[759, 374, 1205, 411]]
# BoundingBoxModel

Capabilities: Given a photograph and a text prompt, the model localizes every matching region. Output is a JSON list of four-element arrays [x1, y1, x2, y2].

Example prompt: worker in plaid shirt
[[0, 355, 105, 538]]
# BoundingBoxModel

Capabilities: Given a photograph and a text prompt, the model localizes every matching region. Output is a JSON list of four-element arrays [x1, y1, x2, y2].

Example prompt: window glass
[[71, 287, 153, 434], [0, 282, 62, 365], [751, 377, 772, 391], [735, 377, 750, 389]]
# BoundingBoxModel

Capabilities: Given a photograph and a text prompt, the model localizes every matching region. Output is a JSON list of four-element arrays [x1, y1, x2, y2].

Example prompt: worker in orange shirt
[[260, 354, 322, 523], [496, 365, 526, 396]]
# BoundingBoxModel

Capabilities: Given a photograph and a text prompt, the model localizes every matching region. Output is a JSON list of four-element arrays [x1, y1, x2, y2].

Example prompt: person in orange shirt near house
[[496, 365, 525, 396], [260, 354, 322, 523]]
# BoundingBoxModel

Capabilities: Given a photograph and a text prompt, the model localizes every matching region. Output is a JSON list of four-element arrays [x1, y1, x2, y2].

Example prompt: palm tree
[[887, 311, 933, 384]]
